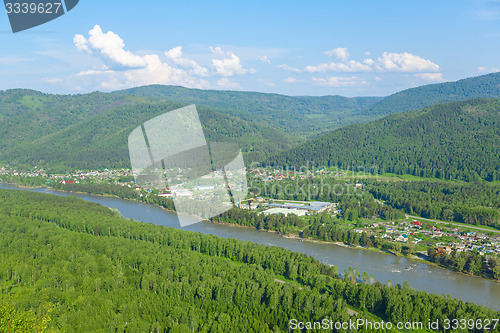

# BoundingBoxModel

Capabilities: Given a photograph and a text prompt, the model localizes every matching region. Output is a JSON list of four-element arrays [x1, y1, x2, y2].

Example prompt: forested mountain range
[[0, 87, 381, 170], [265, 98, 500, 182], [0, 72, 499, 171], [0, 89, 294, 169], [363, 71, 500, 117], [117, 72, 500, 134]]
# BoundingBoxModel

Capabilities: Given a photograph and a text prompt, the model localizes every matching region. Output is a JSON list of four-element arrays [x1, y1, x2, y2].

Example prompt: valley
[[1, 73, 499, 331]]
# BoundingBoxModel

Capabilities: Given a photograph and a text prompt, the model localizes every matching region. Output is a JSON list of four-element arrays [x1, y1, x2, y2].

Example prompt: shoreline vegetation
[[1, 179, 498, 284]]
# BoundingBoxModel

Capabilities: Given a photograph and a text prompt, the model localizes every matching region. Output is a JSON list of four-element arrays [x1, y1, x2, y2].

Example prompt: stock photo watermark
[[4, 0, 79, 32], [290, 318, 499, 331], [247, 161, 378, 200], [128, 105, 247, 227]]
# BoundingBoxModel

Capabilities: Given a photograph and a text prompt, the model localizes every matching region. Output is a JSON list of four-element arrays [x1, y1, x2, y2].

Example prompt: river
[[1, 183, 499, 310]]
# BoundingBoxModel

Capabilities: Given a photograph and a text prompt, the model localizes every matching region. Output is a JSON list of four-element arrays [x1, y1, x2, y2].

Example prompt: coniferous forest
[[364, 180, 500, 228], [265, 99, 500, 182]]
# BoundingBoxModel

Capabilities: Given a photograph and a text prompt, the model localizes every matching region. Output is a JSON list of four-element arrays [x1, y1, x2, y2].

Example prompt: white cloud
[[64, 29, 445, 94], [122, 54, 209, 89], [278, 64, 301, 72], [42, 77, 63, 84], [414, 73, 445, 82], [76, 69, 114, 76], [478, 66, 500, 73], [260, 55, 271, 64], [363, 58, 375, 66], [164, 46, 208, 76], [311, 76, 368, 87], [216, 78, 241, 89], [73, 34, 91, 53], [284, 77, 300, 83], [210, 46, 255, 77], [375, 52, 439, 72], [283, 50, 440, 76], [73, 25, 147, 68], [324, 47, 350, 61], [71, 25, 211, 90], [256, 78, 276, 87], [305, 60, 372, 73]]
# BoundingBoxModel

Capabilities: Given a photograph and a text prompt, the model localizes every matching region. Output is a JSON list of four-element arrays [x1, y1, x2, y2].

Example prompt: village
[[373, 219, 500, 256], [1, 165, 499, 257], [236, 195, 500, 256]]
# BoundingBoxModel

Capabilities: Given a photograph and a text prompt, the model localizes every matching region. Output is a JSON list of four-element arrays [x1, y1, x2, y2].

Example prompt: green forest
[[116, 72, 500, 135], [0, 90, 295, 170], [1, 72, 499, 172], [114, 85, 382, 136], [0, 86, 381, 171], [365, 72, 500, 117], [0, 189, 499, 332], [1, 73, 500, 332], [364, 180, 500, 228], [265, 98, 500, 182]]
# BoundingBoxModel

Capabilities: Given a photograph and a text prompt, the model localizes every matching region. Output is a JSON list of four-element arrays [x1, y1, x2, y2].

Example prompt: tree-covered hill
[[0, 189, 498, 332], [0, 89, 294, 170], [0, 87, 382, 170], [114, 85, 383, 136], [2, 72, 500, 171], [116, 73, 500, 135], [364, 72, 500, 117], [265, 98, 500, 182]]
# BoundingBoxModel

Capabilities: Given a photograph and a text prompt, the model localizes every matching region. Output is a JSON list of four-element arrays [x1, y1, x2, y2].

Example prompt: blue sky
[[1, 0, 499, 96]]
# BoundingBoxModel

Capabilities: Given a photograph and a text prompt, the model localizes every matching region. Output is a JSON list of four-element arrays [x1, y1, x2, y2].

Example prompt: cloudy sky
[[1, 0, 499, 96]]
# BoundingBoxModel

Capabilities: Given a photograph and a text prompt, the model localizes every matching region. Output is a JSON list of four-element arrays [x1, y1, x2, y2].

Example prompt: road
[[405, 214, 500, 234]]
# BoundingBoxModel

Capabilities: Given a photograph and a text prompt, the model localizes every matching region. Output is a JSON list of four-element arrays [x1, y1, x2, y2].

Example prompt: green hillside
[[1, 189, 498, 332], [116, 73, 500, 136], [365, 72, 500, 117], [265, 98, 500, 182], [0, 89, 294, 170], [1, 73, 500, 171], [114, 85, 382, 136]]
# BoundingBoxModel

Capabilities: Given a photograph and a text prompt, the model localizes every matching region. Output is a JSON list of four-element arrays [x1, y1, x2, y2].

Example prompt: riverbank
[[2, 182, 499, 309], [213, 220, 500, 283], [2, 181, 499, 284], [277, 232, 500, 283], [210, 220, 496, 283]]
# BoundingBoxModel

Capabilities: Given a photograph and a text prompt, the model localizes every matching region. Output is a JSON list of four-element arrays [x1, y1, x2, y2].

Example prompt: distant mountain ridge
[[115, 73, 500, 137], [364, 72, 500, 116], [0, 72, 499, 171], [114, 85, 382, 137]]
